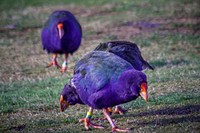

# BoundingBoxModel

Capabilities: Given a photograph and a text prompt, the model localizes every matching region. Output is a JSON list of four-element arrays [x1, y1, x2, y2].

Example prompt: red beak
[[139, 82, 148, 101], [60, 95, 69, 112], [57, 23, 64, 39]]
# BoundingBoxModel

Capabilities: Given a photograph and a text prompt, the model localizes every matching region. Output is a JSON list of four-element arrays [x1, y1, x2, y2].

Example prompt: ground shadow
[[115, 104, 200, 128], [129, 104, 200, 117], [136, 115, 200, 127]]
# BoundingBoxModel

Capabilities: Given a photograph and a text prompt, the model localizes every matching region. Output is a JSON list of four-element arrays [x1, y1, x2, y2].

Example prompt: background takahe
[[41, 10, 82, 73]]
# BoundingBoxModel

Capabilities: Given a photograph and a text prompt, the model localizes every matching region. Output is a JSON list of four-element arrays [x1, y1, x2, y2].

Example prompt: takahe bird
[[94, 41, 154, 71], [60, 51, 148, 132], [93, 40, 153, 114], [41, 10, 82, 73]]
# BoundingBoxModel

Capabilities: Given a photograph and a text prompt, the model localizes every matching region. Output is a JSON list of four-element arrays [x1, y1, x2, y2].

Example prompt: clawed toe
[[60, 66, 67, 73], [46, 60, 61, 69], [79, 118, 104, 130], [112, 127, 130, 132]]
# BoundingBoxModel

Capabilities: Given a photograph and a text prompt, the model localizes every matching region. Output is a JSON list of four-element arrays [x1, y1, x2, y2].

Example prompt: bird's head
[[57, 23, 64, 39], [122, 70, 148, 102], [60, 84, 82, 112]]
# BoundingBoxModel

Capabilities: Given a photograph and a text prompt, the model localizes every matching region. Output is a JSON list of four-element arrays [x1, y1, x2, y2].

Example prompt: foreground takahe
[[41, 10, 82, 73], [94, 40, 153, 114], [60, 51, 148, 132]]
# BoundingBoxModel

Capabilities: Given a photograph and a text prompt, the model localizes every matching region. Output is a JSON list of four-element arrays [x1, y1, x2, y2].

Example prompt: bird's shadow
[[114, 104, 200, 129]]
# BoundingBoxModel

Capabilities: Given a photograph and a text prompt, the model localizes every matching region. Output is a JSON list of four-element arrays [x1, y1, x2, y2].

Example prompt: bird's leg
[[102, 108, 130, 132], [108, 107, 113, 115], [61, 53, 69, 73], [113, 105, 127, 115], [47, 54, 61, 68], [79, 107, 104, 130], [99, 108, 113, 120]]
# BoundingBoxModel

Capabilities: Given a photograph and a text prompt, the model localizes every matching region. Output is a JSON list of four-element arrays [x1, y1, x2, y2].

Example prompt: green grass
[[0, 0, 200, 132], [0, 78, 68, 113], [0, 0, 123, 11]]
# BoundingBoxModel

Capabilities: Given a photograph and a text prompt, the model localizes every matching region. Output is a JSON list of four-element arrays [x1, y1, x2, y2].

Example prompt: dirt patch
[[9, 124, 26, 131], [83, 16, 200, 43], [107, 17, 200, 38]]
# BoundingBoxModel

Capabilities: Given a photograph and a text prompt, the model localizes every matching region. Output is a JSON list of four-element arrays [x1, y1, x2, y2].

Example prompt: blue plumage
[[70, 51, 147, 109]]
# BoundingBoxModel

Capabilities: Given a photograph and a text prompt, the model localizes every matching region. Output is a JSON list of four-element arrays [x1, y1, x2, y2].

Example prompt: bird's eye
[[138, 86, 141, 91]]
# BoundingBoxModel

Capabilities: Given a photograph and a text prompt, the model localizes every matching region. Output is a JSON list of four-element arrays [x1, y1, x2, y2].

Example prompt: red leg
[[113, 106, 128, 115], [102, 108, 130, 132], [60, 53, 69, 73], [46, 54, 61, 68], [108, 107, 113, 115]]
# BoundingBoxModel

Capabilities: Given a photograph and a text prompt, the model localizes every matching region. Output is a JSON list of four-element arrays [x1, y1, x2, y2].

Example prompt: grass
[[0, 0, 200, 132]]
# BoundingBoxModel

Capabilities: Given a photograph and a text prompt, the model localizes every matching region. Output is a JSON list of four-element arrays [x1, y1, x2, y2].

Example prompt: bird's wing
[[94, 41, 154, 70], [73, 51, 133, 95]]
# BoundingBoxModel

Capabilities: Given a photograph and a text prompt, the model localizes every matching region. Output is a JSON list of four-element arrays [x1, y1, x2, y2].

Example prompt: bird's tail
[[142, 61, 154, 70]]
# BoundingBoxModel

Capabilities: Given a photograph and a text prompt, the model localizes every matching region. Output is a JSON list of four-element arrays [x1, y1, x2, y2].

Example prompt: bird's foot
[[113, 106, 127, 115], [112, 127, 130, 132], [79, 118, 104, 130], [60, 61, 68, 73], [60, 66, 67, 73], [46, 60, 61, 69]]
